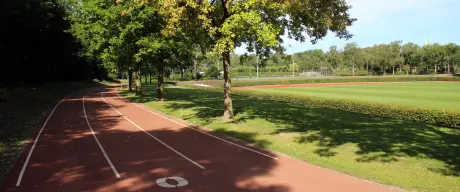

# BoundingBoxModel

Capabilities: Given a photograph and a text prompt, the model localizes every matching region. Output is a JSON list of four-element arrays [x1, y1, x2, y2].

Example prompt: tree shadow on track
[[2, 90, 288, 192], [125, 85, 460, 178]]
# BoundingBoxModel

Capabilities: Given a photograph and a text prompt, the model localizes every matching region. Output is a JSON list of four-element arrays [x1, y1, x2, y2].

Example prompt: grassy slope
[[255, 82, 460, 110], [0, 81, 99, 185], [121, 84, 460, 192]]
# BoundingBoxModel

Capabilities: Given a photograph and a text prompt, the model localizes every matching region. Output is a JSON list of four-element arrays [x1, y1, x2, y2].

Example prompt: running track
[[1, 86, 401, 192]]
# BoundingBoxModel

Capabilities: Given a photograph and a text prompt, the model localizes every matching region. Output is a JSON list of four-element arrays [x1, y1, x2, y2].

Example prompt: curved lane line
[[101, 91, 205, 170], [114, 89, 278, 160], [83, 90, 121, 178], [16, 89, 86, 186]]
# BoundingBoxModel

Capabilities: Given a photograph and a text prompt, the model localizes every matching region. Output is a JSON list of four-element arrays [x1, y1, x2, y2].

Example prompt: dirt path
[[1, 86, 401, 192]]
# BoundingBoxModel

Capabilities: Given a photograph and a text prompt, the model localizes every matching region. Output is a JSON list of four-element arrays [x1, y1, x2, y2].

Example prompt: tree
[[326, 46, 343, 71], [159, 0, 355, 120], [421, 43, 446, 74], [445, 43, 459, 74], [389, 41, 404, 74], [343, 42, 360, 75]]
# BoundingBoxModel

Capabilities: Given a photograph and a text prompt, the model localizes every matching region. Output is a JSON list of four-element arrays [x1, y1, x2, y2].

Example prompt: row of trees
[[212, 42, 460, 76], [0, 0, 106, 87], [63, 0, 355, 120]]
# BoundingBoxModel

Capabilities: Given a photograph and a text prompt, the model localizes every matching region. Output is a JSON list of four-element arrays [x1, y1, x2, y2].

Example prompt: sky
[[235, 0, 460, 54]]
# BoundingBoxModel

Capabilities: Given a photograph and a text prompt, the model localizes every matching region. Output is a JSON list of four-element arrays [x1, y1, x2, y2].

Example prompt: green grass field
[[254, 82, 460, 110], [120, 84, 460, 192]]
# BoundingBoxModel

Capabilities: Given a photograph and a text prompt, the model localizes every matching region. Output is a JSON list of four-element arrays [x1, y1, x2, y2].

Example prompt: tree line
[[56, 0, 355, 121], [212, 41, 460, 77]]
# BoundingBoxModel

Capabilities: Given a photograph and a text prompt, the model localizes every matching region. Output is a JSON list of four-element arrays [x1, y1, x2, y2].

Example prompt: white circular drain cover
[[156, 177, 188, 188]]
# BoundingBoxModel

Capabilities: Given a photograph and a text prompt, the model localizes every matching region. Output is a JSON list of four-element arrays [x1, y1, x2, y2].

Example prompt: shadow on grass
[[124, 84, 460, 177]]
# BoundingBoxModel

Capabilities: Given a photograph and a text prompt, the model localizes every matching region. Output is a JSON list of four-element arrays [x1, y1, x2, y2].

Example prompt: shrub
[[185, 85, 460, 128], [205, 66, 221, 80], [232, 76, 460, 87]]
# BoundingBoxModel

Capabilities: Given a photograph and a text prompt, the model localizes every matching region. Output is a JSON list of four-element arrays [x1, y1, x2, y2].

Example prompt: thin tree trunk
[[367, 63, 369, 75], [447, 63, 450, 74], [128, 69, 133, 91], [352, 63, 355, 76], [194, 60, 198, 80], [222, 51, 234, 120], [157, 63, 165, 101], [435, 64, 437, 74], [144, 72, 147, 83], [399, 64, 402, 72], [149, 73, 152, 83], [383, 66, 386, 76], [392, 66, 395, 75], [135, 68, 141, 94], [180, 68, 184, 80]]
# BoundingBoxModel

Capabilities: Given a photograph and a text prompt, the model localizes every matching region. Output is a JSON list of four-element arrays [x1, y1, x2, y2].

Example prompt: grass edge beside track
[[119, 84, 460, 192]]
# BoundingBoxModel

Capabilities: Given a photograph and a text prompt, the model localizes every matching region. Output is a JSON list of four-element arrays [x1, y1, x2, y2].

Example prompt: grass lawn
[[0, 81, 99, 185], [120, 84, 460, 192], [253, 82, 460, 110]]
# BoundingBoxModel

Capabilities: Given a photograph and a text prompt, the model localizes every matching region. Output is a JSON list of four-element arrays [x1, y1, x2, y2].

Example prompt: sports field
[[252, 82, 460, 110]]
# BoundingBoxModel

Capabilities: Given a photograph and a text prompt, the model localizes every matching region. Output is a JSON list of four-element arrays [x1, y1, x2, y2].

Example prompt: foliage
[[195, 41, 460, 77], [205, 66, 221, 79], [229, 76, 460, 87], [0, 0, 100, 87], [158, 0, 356, 119]]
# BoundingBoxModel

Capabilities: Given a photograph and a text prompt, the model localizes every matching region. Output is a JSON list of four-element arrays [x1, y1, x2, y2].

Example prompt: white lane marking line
[[115, 89, 278, 160], [16, 91, 80, 186], [83, 90, 121, 178], [101, 91, 205, 170]]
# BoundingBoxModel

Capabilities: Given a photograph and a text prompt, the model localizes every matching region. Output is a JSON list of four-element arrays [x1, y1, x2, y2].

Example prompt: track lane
[[1, 89, 119, 192], [82, 89, 206, 191], [104, 87, 399, 192]]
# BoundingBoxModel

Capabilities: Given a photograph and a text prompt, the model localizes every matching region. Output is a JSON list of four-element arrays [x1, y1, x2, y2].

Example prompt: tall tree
[[389, 41, 404, 74], [343, 42, 360, 75], [67, 0, 160, 92], [159, 0, 355, 120], [444, 43, 459, 74]]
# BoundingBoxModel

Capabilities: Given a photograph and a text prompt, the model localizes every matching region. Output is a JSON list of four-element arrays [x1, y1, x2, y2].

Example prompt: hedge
[[232, 76, 460, 87], [185, 85, 460, 128]]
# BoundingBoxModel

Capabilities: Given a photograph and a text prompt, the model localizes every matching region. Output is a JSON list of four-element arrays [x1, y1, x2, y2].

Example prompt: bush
[[205, 66, 221, 79], [232, 76, 460, 87], [185, 85, 460, 128], [395, 71, 408, 75]]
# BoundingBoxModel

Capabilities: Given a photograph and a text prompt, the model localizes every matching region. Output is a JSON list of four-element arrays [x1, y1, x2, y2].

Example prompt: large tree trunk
[[128, 70, 133, 91], [222, 51, 234, 120], [135, 68, 141, 94], [435, 64, 437, 74], [383, 66, 386, 75], [180, 68, 184, 80], [392, 66, 395, 75], [157, 63, 165, 101], [447, 63, 450, 74]]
